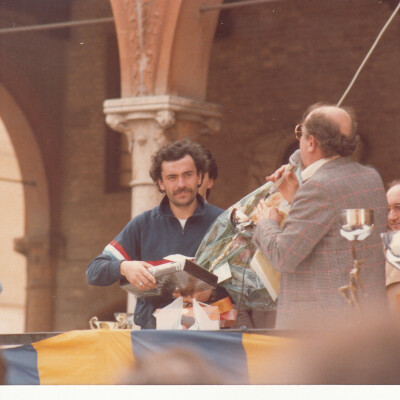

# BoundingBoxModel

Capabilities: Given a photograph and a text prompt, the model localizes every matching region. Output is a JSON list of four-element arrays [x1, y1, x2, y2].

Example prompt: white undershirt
[[178, 219, 187, 229]]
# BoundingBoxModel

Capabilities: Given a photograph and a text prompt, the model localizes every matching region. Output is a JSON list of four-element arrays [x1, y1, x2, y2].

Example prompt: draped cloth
[[2, 329, 292, 385]]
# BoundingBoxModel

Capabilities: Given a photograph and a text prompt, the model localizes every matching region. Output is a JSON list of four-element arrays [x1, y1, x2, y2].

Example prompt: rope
[[337, 1, 400, 106], [0, 17, 114, 35], [200, 0, 283, 13], [0, 177, 36, 186]]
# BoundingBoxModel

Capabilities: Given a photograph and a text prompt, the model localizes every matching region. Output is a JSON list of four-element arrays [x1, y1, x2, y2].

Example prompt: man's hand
[[120, 260, 157, 290], [255, 199, 283, 225], [266, 164, 299, 203]]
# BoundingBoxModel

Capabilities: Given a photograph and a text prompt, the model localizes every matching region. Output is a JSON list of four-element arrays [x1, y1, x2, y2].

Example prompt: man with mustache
[[87, 139, 224, 329]]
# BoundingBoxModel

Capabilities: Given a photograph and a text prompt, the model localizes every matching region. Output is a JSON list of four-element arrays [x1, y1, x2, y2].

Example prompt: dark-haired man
[[253, 104, 388, 329], [198, 145, 218, 201], [87, 139, 224, 329]]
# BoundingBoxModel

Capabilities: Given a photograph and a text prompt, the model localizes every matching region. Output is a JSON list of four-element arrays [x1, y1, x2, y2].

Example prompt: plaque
[[119, 258, 218, 299]]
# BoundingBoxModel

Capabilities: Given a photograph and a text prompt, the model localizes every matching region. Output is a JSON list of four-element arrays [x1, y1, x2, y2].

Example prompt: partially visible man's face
[[198, 172, 214, 199], [387, 184, 400, 231], [299, 130, 311, 167], [298, 120, 315, 168], [158, 154, 202, 208]]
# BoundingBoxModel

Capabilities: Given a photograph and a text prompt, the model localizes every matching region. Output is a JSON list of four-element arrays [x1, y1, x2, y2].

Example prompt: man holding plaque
[[87, 139, 224, 329], [253, 103, 388, 329]]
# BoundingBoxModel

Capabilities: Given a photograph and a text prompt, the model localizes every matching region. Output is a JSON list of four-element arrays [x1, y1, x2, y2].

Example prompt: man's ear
[[207, 178, 215, 190], [308, 135, 318, 152], [158, 179, 165, 192]]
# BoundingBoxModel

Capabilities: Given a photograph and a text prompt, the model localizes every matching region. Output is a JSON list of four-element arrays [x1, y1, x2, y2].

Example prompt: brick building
[[0, 0, 398, 332]]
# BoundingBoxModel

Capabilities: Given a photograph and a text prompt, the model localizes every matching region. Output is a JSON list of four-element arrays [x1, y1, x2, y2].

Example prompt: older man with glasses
[[387, 181, 400, 232], [385, 181, 400, 312], [252, 103, 388, 329]]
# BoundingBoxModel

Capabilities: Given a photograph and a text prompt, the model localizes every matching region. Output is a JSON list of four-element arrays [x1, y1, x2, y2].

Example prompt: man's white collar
[[301, 156, 339, 182]]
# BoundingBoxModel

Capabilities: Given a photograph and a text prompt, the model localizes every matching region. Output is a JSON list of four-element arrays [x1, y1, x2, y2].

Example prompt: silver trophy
[[381, 230, 400, 271], [338, 209, 374, 308]]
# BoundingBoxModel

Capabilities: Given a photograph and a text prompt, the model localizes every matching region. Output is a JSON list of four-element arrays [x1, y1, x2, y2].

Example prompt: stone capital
[[14, 233, 64, 260], [103, 95, 222, 136], [14, 234, 50, 256]]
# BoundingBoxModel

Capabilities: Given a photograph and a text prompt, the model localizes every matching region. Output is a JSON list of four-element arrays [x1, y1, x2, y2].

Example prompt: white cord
[[337, 1, 400, 107]]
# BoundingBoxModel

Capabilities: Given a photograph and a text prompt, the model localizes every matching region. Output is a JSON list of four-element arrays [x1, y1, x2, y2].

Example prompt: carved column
[[104, 95, 222, 312]]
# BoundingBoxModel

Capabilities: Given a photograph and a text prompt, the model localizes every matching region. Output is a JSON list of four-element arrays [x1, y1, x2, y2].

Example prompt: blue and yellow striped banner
[[3, 330, 292, 385]]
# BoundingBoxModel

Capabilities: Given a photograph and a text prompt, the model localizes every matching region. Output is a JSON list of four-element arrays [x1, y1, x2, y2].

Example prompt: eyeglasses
[[294, 124, 303, 141]]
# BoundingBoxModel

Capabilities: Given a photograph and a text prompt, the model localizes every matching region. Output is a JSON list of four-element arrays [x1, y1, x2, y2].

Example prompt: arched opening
[[0, 83, 51, 331], [0, 117, 26, 333]]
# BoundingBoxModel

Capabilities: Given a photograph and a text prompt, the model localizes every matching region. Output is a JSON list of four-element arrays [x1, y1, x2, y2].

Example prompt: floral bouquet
[[195, 181, 289, 311]]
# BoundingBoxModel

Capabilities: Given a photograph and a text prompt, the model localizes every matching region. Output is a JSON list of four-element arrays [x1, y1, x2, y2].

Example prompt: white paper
[[214, 262, 232, 283], [163, 254, 192, 267], [189, 299, 219, 330], [155, 297, 184, 330]]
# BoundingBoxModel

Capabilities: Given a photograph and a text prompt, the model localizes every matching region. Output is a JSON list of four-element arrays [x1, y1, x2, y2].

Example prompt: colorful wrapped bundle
[[195, 181, 284, 311]]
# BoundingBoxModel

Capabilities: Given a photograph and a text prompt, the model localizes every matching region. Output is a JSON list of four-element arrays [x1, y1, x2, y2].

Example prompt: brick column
[[14, 234, 53, 331]]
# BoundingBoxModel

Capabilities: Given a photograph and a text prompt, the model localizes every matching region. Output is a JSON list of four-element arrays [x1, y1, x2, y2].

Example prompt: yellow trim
[[33, 330, 135, 385], [242, 333, 294, 384]]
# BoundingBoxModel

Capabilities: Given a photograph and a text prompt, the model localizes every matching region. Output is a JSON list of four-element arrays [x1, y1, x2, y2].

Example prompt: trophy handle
[[115, 313, 128, 329], [89, 316, 100, 329]]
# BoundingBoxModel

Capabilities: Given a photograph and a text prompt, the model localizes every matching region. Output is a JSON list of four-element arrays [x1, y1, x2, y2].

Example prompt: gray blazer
[[253, 157, 388, 329]]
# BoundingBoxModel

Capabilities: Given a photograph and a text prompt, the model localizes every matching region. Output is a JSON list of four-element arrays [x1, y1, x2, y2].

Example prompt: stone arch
[[0, 83, 52, 331], [109, 0, 223, 99]]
